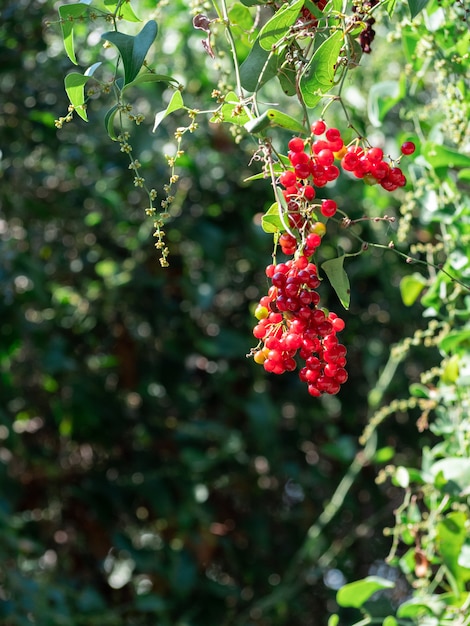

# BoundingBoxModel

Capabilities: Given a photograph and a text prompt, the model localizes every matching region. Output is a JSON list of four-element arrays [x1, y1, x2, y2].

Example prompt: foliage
[[0, 0, 469, 624]]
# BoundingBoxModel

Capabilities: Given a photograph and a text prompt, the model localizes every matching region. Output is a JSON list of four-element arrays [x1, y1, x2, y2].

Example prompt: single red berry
[[306, 232, 321, 250], [325, 127, 341, 141], [311, 120, 326, 135], [279, 170, 297, 187], [294, 164, 310, 179], [367, 147, 384, 163], [317, 149, 335, 167], [321, 199, 337, 218], [331, 317, 345, 332], [279, 233, 297, 249], [370, 160, 390, 181], [289, 150, 309, 167], [288, 137, 305, 153], [302, 184, 315, 200], [327, 138, 344, 153], [401, 141, 416, 155]]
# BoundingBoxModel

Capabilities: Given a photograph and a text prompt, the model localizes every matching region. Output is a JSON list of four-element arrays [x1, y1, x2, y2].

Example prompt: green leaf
[[437, 511, 470, 589], [392, 466, 410, 488], [372, 446, 395, 463], [64, 62, 101, 121], [210, 92, 250, 126], [300, 31, 343, 108], [409, 383, 431, 398], [152, 90, 185, 131], [239, 40, 280, 92], [104, 104, 119, 140], [103, 0, 141, 22], [383, 617, 398, 626], [244, 109, 306, 135], [258, 0, 304, 51], [384, 0, 398, 16], [368, 78, 406, 127], [277, 61, 297, 96], [336, 576, 395, 608], [399, 272, 427, 306], [321, 255, 350, 310], [58, 2, 89, 65], [458, 168, 470, 182], [101, 20, 158, 86], [441, 354, 460, 384], [408, 0, 430, 19], [422, 142, 470, 170], [327, 615, 339, 626], [431, 458, 470, 494], [397, 597, 443, 618], [122, 73, 180, 94], [439, 329, 470, 354], [261, 203, 283, 233]]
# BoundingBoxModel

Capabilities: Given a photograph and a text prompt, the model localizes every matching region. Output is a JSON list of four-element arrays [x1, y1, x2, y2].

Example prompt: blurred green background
[[0, 1, 433, 624]]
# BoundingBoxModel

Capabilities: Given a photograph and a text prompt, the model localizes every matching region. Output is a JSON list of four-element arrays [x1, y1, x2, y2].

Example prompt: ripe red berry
[[321, 199, 337, 218], [311, 120, 326, 135], [288, 137, 305, 153], [317, 149, 335, 167], [401, 141, 416, 155], [279, 170, 297, 187], [325, 127, 341, 141], [367, 147, 383, 163], [302, 184, 315, 200]]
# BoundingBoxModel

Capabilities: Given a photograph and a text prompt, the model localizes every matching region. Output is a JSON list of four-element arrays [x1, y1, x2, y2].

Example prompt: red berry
[[321, 199, 337, 218], [302, 185, 315, 200], [289, 150, 309, 167], [288, 137, 305, 153], [279, 170, 297, 187], [367, 147, 384, 163], [311, 120, 326, 135], [294, 164, 310, 179], [325, 127, 341, 141], [401, 141, 416, 155], [317, 149, 335, 167]]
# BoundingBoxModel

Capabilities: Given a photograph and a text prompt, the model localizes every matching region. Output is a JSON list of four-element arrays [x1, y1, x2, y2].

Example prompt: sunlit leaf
[[258, 0, 304, 51], [422, 142, 470, 170], [400, 272, 427, 306], [58, 2, 89, 65], [439, 329, 470, 354], [245, 109, 306, 135], [152, 90, 184, 131], [300, 31, 343, 108], [210, 92, 250, 126], [336, 576, 395, 608], [101, 20, 158, 86], [122, 73, 180, 93], [104, 0, 141, 22], [321, 255, 350, 309], [397, 597, 444, 618], [261, 203, 283, 233], [437, 511, 470, 589]]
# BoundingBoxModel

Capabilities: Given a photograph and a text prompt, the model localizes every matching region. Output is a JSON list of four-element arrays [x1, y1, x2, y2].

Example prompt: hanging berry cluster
[[251, 121, 415, 397]]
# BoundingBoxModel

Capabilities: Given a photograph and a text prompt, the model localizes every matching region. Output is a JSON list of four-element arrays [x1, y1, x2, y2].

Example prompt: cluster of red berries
[[253, 256, 347, 397], [282, 120, 414, 201], [251, 121, 415, 397]]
